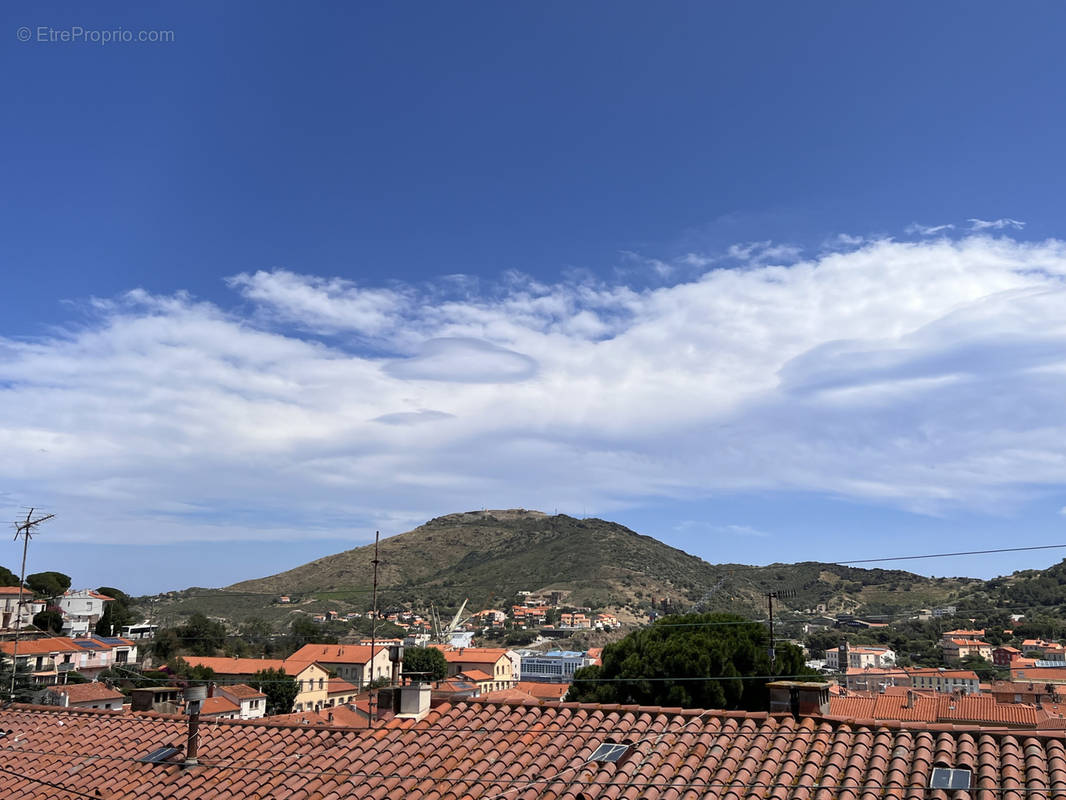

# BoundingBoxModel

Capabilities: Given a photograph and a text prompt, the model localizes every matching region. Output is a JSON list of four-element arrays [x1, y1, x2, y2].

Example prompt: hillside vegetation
[[161, 510, 972, 623]]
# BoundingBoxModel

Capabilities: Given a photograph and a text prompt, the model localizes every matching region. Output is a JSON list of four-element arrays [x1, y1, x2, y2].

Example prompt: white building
[[517, 650, 593, 683], [58, 590, 113, 637], [43, 682, 125, 711], [825, 645, 896, 670], [0, 586, 45, 630], [216, 684, 267, 720]]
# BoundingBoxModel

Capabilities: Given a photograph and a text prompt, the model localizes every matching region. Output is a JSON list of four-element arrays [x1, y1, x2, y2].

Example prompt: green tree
[[167, 656, 217, 681], [289, 617, 338, 649], [958, 653, 1004, 682], [250, 667, 298, 715], [0, 566, 19, 586], [0, 659, 37, 703], [25, 571, 71, 600], [402, 647, 448, 682], [33, 609, 64, 633], [95, 587, 135, 637], [567, 613, 815, 710], [151, 628, 181, 660], [176, 613, 227, 656]]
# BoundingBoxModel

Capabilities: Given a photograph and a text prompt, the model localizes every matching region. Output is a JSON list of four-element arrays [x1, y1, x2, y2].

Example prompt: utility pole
[[766, 591, 776, 666], [368, 531, 380, 728], [765, 589, 795, 669], [10, 508, 55, 700]]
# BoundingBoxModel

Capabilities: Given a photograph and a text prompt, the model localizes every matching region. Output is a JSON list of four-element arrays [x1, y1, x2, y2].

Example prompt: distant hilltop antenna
[[10, 508, 55, 700]]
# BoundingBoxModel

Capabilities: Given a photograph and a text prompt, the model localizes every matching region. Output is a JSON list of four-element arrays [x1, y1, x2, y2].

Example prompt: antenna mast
[[10, 508, 55, 700], [368, 531, 380, 727]]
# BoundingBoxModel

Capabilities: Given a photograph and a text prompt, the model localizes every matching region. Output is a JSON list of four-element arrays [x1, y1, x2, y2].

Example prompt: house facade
[[285, 644, 392, 689], [442, 647, 517, 692], [0, 636, 91, 684], [179, 656, 330, 714], [825, 644, 896, 670], [0, 586, 45, 630], [216, 684, 267, 719], [43, 682, 126, 710], [942, 638, 993, 663], [57, 590, 115, 637], [906, 667, 981, 694]]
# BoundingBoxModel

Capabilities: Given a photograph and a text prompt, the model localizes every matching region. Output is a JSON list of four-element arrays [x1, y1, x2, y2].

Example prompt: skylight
[[929, 768, 972, 790], [138, 746, 182, 764], [587, 742, 630, 763]]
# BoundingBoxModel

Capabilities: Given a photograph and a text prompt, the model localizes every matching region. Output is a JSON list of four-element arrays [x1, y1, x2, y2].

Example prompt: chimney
[[389, 644, 404, 686], [131, 688, 155, 712], [183, 685, 207, 768], [396, 682, 432, 720], [768, 681, 830, 718]]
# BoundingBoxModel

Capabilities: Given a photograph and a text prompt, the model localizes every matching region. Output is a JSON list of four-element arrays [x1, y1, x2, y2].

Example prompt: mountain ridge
[[225, 509, 981, 618]]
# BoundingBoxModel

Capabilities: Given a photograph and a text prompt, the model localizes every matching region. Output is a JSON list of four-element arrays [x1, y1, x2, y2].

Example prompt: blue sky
[[3, 2, 1066, 594]]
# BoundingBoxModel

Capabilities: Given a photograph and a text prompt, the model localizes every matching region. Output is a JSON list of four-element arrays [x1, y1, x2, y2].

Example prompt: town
[[4, 564, 1066, 796]]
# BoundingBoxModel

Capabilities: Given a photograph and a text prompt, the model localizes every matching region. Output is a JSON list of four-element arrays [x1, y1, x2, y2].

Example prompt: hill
[[211, 510, 972, 621]]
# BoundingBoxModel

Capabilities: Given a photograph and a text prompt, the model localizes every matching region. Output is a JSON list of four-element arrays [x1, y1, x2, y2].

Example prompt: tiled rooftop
[[199, 696, 241, 717], [829, 692, 1048, 728], [286, 644, 386, 668], [4, 700, 1066, 798], [516, 681, 571, 700], [217, 683, 266, 700], [327, 678, 359, 695], [457, 668, 493, 682], [0, 636, 85, 656], [46, 682, 125, 704], [178, 656, 287, 674], [442, 647, 510, 664]]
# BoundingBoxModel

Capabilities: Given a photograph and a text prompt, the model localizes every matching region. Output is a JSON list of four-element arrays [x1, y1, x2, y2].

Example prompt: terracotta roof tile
[[179, 656, 287, 674], [217, 683, 266, 700], [3, 701, 1066, 798], [0, 636, 87, 656], [45, 682, 125, 704], [200, 696, 241, 716]]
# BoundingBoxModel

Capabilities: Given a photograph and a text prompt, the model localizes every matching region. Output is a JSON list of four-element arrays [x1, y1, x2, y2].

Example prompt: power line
[[0, 762, 101, 800]]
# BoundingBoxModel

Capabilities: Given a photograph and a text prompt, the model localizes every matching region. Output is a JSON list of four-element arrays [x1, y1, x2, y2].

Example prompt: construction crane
[[430, 598, 470, 644]]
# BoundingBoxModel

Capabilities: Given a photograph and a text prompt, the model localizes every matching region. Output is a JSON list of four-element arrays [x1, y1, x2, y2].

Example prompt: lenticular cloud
[[2, 234, 1066, 543]]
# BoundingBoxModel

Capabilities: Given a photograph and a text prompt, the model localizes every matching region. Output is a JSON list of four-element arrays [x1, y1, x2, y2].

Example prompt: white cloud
[[968, 218, 1026, 231], [906, 223, 955, 236], [3, 235, 1066, 544]]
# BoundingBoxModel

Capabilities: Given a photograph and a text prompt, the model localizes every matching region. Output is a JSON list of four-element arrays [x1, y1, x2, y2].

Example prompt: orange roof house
[[441, 647, 516, 690], [285, 643, 392, 689], [4, 699, 1066, 797]]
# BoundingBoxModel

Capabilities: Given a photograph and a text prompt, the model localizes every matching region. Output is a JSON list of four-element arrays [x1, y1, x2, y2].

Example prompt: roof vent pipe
[[183, 685, 207, 768]]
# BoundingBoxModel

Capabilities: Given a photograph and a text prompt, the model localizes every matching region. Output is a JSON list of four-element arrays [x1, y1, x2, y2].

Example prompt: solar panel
[[587, 742, 630, 763], [139, 746, 182, 764], [929, 768, 971, 790]]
